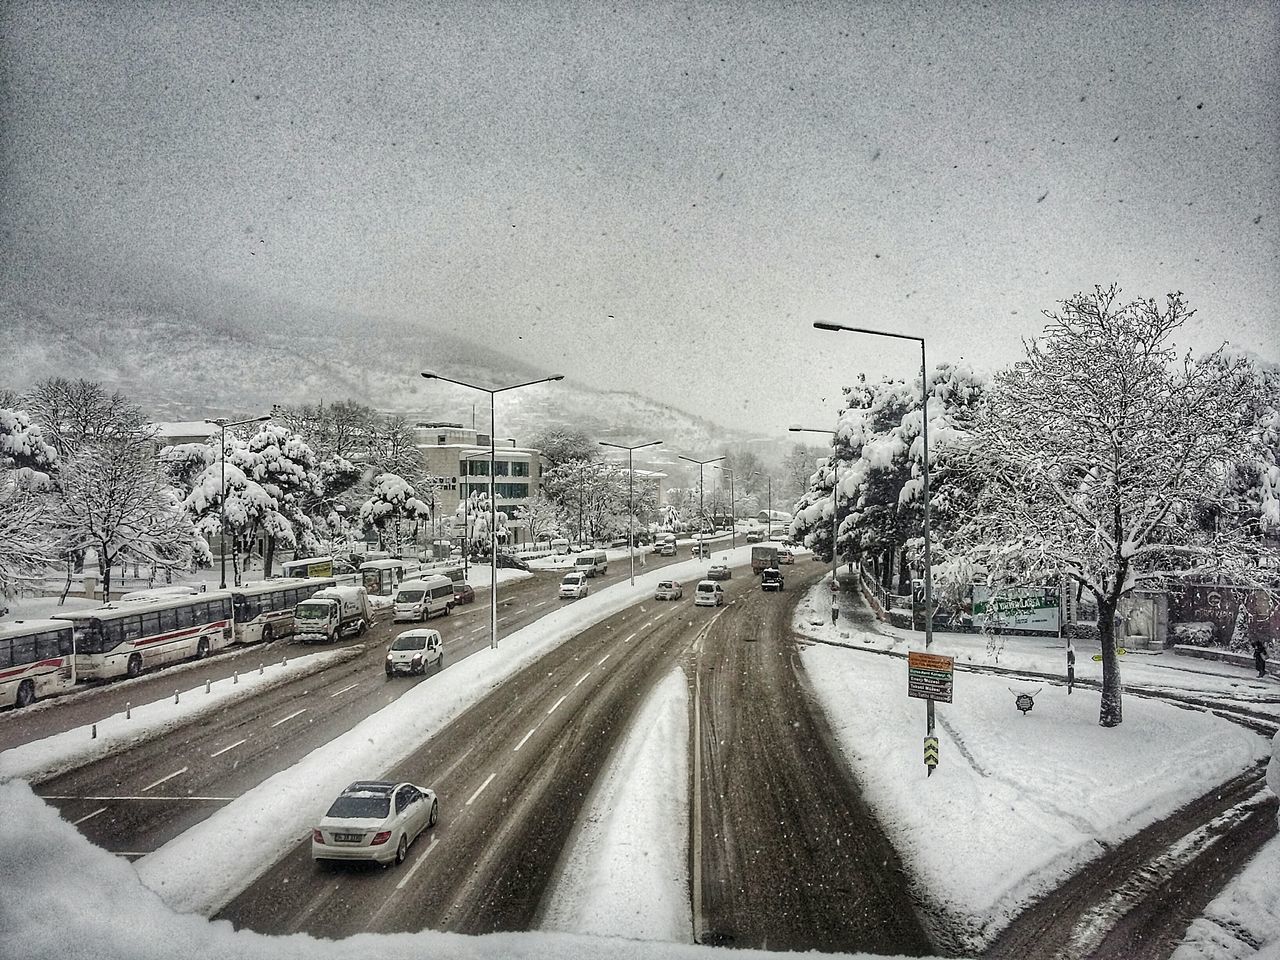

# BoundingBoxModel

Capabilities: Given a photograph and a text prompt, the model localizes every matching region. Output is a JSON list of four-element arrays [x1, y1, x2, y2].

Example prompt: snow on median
[[0, 645, 362, 784], [134, 547, 757, 917]]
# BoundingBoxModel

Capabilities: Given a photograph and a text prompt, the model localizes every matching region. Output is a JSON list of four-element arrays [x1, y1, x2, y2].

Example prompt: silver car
[[654, 579, 683, 600], [312, 780, 438, 866]]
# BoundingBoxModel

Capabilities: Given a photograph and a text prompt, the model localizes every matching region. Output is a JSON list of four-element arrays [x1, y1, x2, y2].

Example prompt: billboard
[[971, 585, 1060, 632]]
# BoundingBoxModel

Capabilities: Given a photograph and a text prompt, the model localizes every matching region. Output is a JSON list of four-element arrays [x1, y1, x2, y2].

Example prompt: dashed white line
[[624, 632, 638, 643], [395, 836, 439, 890], [533, 600, 548, 607], [598, 653, 611, 666], [141, 767, 188, 793], [329, 682, 359, 698], [466, 773, 496, 806], [514, 728, 536, 752], [574, 672, 591, 687], [271, 708, 307, 728], [210, 738, 247, 758], [73, 806, 108, 826], [547, 695, 567, 715]]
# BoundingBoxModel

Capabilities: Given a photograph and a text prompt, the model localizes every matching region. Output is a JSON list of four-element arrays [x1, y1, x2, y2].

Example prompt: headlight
[[386, 653, 393, 660]]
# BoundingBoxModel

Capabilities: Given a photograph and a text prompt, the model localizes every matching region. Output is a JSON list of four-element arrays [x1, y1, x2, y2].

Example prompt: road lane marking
[[574, 672, 591, 687], [329, 682, 360, 698], [513, 728, 536, 752], [210, 738, 247, 758], [395, 836, 440, 891], [533, 600, 548, 607], [270, 708, 307, 728], [141, 767, 188, 792], [42, 795, 234, 802], [466, 773, 496, 806], [73, 806, 108, 826], [547, 695, 566, 715], [624, 632, 638, 643], [642, 620, 653, 629], [598, 653, 611, 665]]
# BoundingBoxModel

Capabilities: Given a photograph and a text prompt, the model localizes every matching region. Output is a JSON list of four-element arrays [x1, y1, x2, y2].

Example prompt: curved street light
[[421, 372, 564, 650], [599, 440, 662, 585], [677, 454, 724, 560]]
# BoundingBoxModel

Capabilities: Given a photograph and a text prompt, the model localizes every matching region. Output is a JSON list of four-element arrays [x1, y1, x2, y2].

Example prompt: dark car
[[495, 552, 531, 571], [707, 564, 732, 581], [761, 568, 785, 592], [453, 582, 475, 605]]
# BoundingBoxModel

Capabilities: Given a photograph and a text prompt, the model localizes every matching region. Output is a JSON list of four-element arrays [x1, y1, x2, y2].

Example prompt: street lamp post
[[790, 427, 840, 604], [600, 440, 662, 586], [677, 454, 724, 559], [714, 465, 738, 550], [422, 372, 564, 650], [814, 320, 936, 775], [203, 414, 271, 589]]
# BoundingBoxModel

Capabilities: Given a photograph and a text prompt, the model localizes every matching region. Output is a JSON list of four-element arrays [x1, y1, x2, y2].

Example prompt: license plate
[[334, 833, 363, 843]]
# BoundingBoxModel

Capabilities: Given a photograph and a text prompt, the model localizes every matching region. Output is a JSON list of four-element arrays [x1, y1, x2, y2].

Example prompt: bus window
[[123, 617, 143, 642], [141, 612, 161, 637], [160, 608, 177, 633], [177, 605, 194, 629], [35, 632, 61, 659], [0, 638, 11, 668], [56, 630, 73, 656], [12, 634, 35, 664]]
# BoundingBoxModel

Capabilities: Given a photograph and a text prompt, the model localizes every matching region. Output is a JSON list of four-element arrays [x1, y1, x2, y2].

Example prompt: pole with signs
[[908, 650, 954, 773]]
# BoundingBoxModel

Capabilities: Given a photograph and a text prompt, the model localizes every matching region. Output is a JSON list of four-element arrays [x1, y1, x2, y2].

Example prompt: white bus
[[230, 578, 336, 644], [0, 619, 75, 709], [55, 591, 234, 681]]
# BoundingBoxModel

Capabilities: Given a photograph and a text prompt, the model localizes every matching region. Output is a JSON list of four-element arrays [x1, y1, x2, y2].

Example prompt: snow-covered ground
[[541, 666, 692, 943], [796, 579, 1280, 717], [0, 644, 363, 783], [1171, 731, 1280, 960], [794, 580, 1277, 954]]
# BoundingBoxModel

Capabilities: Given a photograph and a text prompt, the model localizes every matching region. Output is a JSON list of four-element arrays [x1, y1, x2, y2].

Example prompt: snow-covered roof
[[151, 421, 219, 440]]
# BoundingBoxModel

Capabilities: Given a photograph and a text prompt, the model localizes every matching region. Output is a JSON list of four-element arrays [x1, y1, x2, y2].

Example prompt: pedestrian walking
[[1254, 637, 1269, 678], [1066, 640, 1076, 694]]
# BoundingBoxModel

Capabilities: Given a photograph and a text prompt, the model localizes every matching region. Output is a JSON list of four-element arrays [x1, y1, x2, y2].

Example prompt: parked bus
[[54, 591, 234, 681], [360, 558, 410, 597], [230, 577, 336, 644], [0, 619, 75, 708], [280, 555, 358, 579]]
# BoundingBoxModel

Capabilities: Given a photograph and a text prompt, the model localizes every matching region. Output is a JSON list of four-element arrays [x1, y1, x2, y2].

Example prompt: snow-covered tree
[[59, 439, 197, 599], [158, 442, 216, 497], [540, 459, 636, 544], [0, 407, 59, 488], [948, 286, 1277, 728], [367, 414, 422, 478], [455, 490, 509, 552], [359, 473, 431, 554], [0, 482, 62, 600], [182, 444, 289, 582], [242, 423, 322, 571], [23, 377, 149, 456], [515, 494, 562, 542]]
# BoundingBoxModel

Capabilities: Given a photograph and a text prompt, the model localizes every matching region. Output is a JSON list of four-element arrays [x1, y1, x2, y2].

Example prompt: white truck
[[293, 585, 371, 643]]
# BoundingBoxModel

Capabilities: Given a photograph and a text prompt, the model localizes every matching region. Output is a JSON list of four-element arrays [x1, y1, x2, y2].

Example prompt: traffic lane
[[0, 572, 553, 752], [34, 577, 560, 857], [215, 588, 712, 936], [696, 568, 932, 955]]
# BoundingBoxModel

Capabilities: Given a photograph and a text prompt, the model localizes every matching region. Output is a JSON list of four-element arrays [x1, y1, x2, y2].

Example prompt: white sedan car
[[312, 780, 438, 866]]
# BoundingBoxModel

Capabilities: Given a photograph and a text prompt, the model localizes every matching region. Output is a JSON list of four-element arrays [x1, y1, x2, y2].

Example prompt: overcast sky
[[1, 0, 1276, 435]]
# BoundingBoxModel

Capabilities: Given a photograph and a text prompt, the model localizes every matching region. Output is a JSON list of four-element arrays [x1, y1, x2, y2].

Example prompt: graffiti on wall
[[1169, 585, 1280, 648]]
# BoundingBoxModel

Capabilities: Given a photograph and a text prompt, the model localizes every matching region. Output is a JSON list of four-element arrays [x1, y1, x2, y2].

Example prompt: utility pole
[[203, 413, 270, 589], [678, 454, 724, 559], [600, 440, 662, 585]]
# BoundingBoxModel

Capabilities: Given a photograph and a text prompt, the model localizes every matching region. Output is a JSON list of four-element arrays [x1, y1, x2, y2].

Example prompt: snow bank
[[0, 779, 945, 960], [134, 548, 758, 916], [541, 666, 692, 942], [0, 645, 361, 783], [799, 629, 1269, 952], [1171, 838, 1280, 959]]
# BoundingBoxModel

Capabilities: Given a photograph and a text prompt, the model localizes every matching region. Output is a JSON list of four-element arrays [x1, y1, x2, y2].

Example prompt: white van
[[393, 576, 456, 622], [573, 549, 609, 578]]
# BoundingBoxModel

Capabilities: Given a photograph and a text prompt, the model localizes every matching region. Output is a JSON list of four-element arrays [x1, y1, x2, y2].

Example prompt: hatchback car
[[385, 629, 444, 676], [453, 582, 475, 605], [690, 542, 712, 558], [761, 568, 785, 592], [654, 579, 683, 601], [745, 530, 764, 543], [312, 780, 438, 866], [707, 564, 731, 580], [778, 549, 794, 565], [559, 572, 589, 599], [694, 580, 725, 607]]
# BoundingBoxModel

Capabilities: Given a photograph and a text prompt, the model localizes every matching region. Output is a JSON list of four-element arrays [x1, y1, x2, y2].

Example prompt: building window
[[464, 459, 489, 476], [510, 461, 529, 477], [495, 482, 529, 500]]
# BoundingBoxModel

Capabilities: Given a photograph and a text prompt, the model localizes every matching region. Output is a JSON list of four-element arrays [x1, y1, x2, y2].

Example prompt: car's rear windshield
[[563, 574, 582, 582], [391, 634, 427, 651], [658, 581, 673, 588], [697, 583, 714, 591], [326, 795, 390, 819], [396, 590, 424, 602]]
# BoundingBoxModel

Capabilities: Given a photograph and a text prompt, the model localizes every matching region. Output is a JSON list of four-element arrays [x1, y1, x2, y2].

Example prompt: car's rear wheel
[[395, 833, 408, 865]]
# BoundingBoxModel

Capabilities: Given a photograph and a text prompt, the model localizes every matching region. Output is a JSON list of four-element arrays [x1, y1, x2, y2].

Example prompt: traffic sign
[[924, 736, 939, 768], [1090, 647, 1127, 662], [908, 651, 954, 703]]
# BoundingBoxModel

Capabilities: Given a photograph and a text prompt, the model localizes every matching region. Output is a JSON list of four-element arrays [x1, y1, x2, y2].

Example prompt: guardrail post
[[125, 702, 131, 720]]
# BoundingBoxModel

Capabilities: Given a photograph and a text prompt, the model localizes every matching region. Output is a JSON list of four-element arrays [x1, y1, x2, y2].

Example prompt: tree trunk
[[264, 534, 276, 578], [1096, 593, 1123, 727], [100, 553, 112, 602]]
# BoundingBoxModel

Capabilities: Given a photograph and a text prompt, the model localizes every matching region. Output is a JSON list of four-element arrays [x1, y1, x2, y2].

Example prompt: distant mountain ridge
[[0, 297, 746, 457]]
